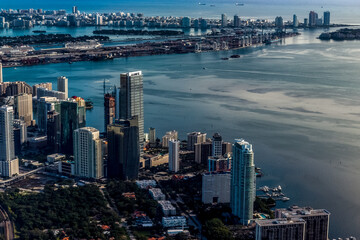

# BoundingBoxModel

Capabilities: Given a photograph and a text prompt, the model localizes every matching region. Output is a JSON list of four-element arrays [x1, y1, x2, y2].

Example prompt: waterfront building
[[221, 14, 227, 28], [74, 127, 103, 179], [37, 87, 66, 100], [168, 139, 180, 172], [149, 127, 156, 144], [13, 119, 27, 145], [275, 206, 330, 240], [0, 81, 32, 97], [200, 19, 207, 29], [233, 15, 240, 27], [0, 105, 19, 177], [162, 216, 187, 228], [32, 82, 52, 97], [193, 19, 199, 28], [293, 14, 299, 28], [212, 132, 223, 157], [162, 130, 178, 148], [107, 117, 140, 180], [104, 93, 115, 131], [60, 100, 86, 154], [187, 131, 206, 151], [14, 93, 33, 126], [202, 172, 231, 204], [57, 76, 68, 99], [304, 18, 309, 27], [255, 218, 306, 240], [118, 71, 144, 157], [275, 16, 284, 28], [309, 11, 318, 27], [181, 17, 191, 28], [230, 139, 255, 225], [323, 11, 330, 26]]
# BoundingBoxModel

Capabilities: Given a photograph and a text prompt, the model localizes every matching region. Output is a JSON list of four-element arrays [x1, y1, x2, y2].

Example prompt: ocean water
[[2, 1, 360, 238]]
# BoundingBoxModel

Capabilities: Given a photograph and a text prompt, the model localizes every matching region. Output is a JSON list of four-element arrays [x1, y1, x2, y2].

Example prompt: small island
[[319, 28, 360, 40], [93, 29, 184, 36]]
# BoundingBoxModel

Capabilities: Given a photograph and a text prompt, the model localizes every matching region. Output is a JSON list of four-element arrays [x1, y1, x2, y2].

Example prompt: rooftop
[[256, 218, 306, 227]]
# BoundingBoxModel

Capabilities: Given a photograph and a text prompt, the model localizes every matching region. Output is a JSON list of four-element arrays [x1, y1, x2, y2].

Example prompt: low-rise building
[[58, 160, 75, 176], [136, 180, 157, 189], [47, 153, 65, 163], [162, 216, 187, 228], [158, 200, 176, 216], [149, 188, 166, 201]]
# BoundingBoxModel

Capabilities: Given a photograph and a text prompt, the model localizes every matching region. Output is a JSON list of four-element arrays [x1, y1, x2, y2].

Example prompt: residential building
[[255, 218, 306, 240], [32, 82, 52, 97], [14, 93, 33, 126], [162, 216, 187, 228], [221, 14, 227, 27], [13, 119, 27, 144], [187, 132, 206, 151], [212, 133, 223, 157], [293, 14, 299, 28], [0, 81, 32, 96], [47, 110, 61, 152], [230, 139, 255, 225], [168, 139, 180, 172], [208, 153, 231, 172], [104, 93, 115, 131], [158, 200, 176, 216], [195, 141, 212, 165], [57, 76, 68, 99], [149, 127, 156, 143], [202, 172, 231, 204], [36, 87, 66, 100], [36, 97, 60, 133], [275, 16, 284, 28], [162, 130, 178, 148], [309, 11, 318, 27], [323, 11, 330, 26], [0, 62, 2, 83], [74, 127, 103, 179], [0, 105, 19, 177], [233, 15, 240, 27], [149, 188, 166, 200], [107, 117, 140, 180]]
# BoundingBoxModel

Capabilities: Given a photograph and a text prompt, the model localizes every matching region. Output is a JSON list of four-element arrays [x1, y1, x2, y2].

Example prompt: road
[[0, 206, 14, 240]]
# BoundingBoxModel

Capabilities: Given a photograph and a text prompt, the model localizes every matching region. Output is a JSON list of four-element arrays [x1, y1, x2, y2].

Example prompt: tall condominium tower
[[107, 117, 139, 180], [0, 106, 19, 177], [255, 218, 306, 240], [14, 93, 33, 126], [187, 132, 206, 151], [104, 93, 116, 131], [221, 14, 227, 28], [162, 130, 178, 148], [0, 62, 2, 83], [212, 133, 223, 157], [230, 139, 255, 225], [47, 110, 61, 152], [57, 76, 69, 99], [168, 139, 180, 172], [323, 11, 330, 26], [149, 127, 156, 144], [293, 14, 299, 28], [118, 71, 144, 156], [309, 11, 318, 27], [74, 127, 103, 179], [37, 97, 60, 133]]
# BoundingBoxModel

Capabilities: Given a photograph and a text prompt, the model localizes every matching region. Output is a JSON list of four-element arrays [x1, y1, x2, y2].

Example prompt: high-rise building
[[107, 117, 140, 180], [230, 139, 255, 225], [195, 141, 212, 165], [119, 71, 144, 157], [255, 218, 306, 240], [72, 6, 78, 14], [275, 16, 284, 28], [149, 127, 156, 144], [96, 14, 103, 25], [181, 17, 191, 28], [212, 133, 223, 157], [221, 14, 227, 28], [187, 132, 206, 151], [14, 93, 33, 126], [60, 100, 86, 154], [74, 127, 103, 179], [202, 172, 231, 204], [275, 206, 330, 240], [323, 11, 330, 26], [304, 18, 309, 27], [37, 87, 66, 100], [32, 82, 52, 97], [47, 110, 61, 152], [0, 62, 2, 83], [168, 139, 180, 172], [104, 93, 116, 132], [13, 119, 27, 145], [57, 76, 68, 99], [0, 81, 32, 97], [162, 130, 178, 148], [233, 15, 240, 27], [293, 14, 299, 28], [208, 154, 231, 172], [0, 106, 19, 177], [200, 19, 207, 29], [309, 11, 318, 27], [37, 97, 60, 133]]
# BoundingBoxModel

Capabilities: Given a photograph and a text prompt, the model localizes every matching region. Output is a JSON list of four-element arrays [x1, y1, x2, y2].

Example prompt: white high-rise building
[[96, 14, 103, 25], [230, 139, 255, 225], [57, 76, 68, 99], [168, 139, 180, 172], [0, 106, 19, 177], [74, 127, 103, 179], [14, 93, 33, 126]]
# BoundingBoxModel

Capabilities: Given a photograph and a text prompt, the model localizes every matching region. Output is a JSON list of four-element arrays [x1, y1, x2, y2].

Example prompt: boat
[[235, 3, 245, 6], [282, 197, 290, 201], [85, 99, 94, 110], [230, 54, 240, 58], [210, 4, 215, 7], [277, 185, 282, 192], [33, 30, 46, 33], [221, 57, 229, 60], [198, 2, 206, 5]]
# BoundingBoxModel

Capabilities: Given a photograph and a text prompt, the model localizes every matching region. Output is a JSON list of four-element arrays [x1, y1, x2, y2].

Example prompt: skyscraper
[[60, 100, 86, 154], [233, 15, 240, 28], [149, 127, 156, 144], [37, 97, 60, 133], [230, 139, 255, 225], [14, 93, 33, 126], [96, 14, 103, 25], [104, 93, 115, 132], [323, 11, 330, 26], [13, 119, 27, 145], [275, 16, 284, 28], [293, 14, 299, 28], [107, 117, 140, 180], [309, 11, 318, 27], [57, 76, 68, 99], [162, 130, 178, 148], [221, 14, 227, 28], [74, 127, 103, 179], [72, 6, 78, 14], [168, 139, 180, 172], [212, 133, 223, 157], [187, 132, 206, 151], [119, 71, 144, 157], [0, 62, 2, 83], [47, 110, 61, 152], [0, 106, 19, 177]]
